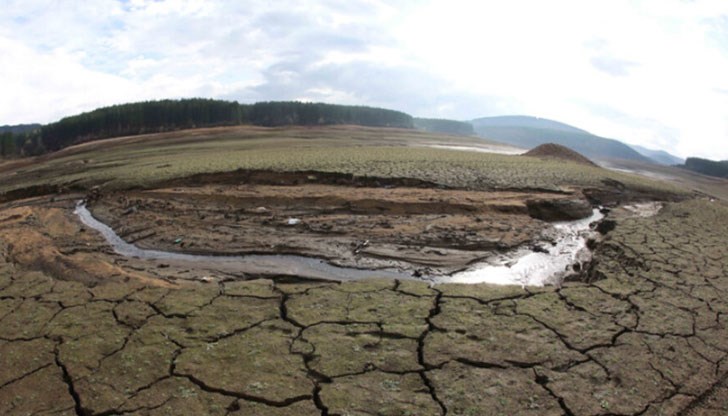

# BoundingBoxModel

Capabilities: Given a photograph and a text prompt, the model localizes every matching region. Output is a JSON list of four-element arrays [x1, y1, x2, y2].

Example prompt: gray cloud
[[227, 54, 517, 119], [584, 38, 639, 77], [250, 11, 377, 52]]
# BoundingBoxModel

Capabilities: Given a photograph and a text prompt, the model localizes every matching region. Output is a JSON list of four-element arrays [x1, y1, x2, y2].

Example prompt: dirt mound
[[524, 143, 598, 167]]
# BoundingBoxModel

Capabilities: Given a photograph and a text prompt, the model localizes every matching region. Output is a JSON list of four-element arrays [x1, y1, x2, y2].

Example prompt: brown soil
[[524, 143, 599, 167], [0, 126, 722, 415], [0, 169, 600, 286], [1, 197, 727, 415], [0, 201, 178, 287], [86, 173, 595, 278]]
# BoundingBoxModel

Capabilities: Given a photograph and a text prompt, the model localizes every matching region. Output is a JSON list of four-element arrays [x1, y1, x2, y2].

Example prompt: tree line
[[682, 157, 728, 179], [248, 101, 413, 128], [1, 99, 414, 157], [0, 124, 40, 157], [0, 132, 19, 157]]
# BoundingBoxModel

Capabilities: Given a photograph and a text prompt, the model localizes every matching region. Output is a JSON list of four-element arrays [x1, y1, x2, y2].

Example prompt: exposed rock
[[595, 218, 616, 234], [526, 197, 593, 221]]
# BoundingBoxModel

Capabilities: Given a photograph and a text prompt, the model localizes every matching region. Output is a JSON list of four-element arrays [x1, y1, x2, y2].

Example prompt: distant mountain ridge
[[629, 144, 684, 166], [413, 118, 474, 136], [471, 116, 590, 134], [469, 116, 653, 163]]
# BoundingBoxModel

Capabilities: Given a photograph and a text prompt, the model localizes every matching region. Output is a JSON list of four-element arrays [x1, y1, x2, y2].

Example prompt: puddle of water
[[600, 163, 676, 182], [438, 209, 604, 287], [424, 144, 525, 156], [621, 202, 663, 217], [75, 202, 603, 286]]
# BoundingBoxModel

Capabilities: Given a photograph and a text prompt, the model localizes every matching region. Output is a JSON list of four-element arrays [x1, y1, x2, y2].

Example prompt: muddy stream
[[75, 202, 604, 286], [448, 209, 603, 285]]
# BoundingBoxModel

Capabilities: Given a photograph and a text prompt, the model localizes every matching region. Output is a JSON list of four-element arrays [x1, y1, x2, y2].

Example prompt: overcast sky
[[2, 0, 728, 159]]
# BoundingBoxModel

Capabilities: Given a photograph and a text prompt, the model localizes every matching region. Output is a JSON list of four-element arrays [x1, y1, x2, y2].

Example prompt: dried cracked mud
[[1, 197, 727, 415], [86, 178, 584, 275]]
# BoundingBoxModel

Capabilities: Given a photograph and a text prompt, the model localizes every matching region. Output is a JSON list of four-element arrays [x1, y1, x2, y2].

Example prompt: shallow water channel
[[75, 202, 409, 282], [75, 202, 603, 286], [444, 209, 603, 286]]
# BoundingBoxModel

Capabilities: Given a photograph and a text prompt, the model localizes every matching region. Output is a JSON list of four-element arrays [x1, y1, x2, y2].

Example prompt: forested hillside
[[0, 124, 41, 135], [0, 132, 20, 157], [249, 101, 412, 128], [0, 125, 41, 157], [39, 99, 245, 152], [1, 99, 414, 157], [681, 157, 728, 178], [413, 118, 474, 136]]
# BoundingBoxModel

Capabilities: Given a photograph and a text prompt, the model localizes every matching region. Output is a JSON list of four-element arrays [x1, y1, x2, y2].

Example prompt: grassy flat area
[[0, 125, 685, 197]]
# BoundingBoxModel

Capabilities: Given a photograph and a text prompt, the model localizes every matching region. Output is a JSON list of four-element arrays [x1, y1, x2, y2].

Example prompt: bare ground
[[1, 184, 727, 415], [0, 125, 721, 415], [87, 178, 584, 276]]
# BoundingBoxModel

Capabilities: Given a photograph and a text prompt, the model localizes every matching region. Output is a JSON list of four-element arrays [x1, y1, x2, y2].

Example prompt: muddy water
[[75, 202, 410, 282], [438, 209, 604, 286], [75, 202, 603, 286], [621, 202, 663, 217]]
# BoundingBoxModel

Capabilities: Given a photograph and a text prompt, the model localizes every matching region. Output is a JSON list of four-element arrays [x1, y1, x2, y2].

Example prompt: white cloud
[[0, 0, 727, 159], [395, 0, 728, 159], [0, 36, 142, 123]]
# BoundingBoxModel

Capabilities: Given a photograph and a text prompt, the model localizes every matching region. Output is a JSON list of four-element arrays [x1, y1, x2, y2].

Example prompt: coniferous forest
[[681, 157, 728, 179], [1, 99, 415, 157]]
